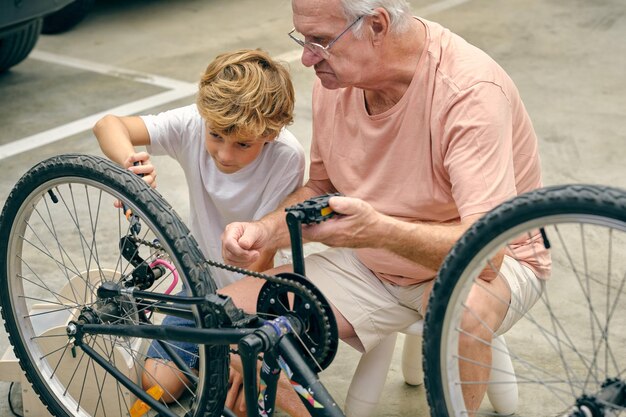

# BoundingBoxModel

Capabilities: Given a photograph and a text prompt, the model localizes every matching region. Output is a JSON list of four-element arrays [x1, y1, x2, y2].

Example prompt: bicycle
[[0, 154, 341, 417], [423, 184, 626, 416], [1, 154, 625, 417]]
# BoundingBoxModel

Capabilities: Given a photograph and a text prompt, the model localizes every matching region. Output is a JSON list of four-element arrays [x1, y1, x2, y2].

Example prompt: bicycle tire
[[424, 184, 626, 417], [0, 154, 228, 417], [42, 0, 94, 34], [0, 18, 42, 72]]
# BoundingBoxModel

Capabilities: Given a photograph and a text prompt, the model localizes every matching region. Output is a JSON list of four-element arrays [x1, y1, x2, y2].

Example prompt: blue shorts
[[146, 315, 199, 369]]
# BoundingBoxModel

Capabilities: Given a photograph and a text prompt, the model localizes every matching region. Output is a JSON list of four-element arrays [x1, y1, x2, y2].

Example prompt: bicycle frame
[[70, 309, 343, 417], [63, 197, 345, 417]]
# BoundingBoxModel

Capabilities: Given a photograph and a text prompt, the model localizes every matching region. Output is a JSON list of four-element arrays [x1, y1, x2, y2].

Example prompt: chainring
[[256, 272, 338, 371]]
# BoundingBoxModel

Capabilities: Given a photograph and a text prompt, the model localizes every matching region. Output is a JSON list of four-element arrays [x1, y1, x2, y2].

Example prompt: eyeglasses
[[288, 16, 364, 59]]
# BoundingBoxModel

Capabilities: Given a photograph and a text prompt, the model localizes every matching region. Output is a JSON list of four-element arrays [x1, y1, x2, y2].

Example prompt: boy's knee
[[142, 358, 192, 403]]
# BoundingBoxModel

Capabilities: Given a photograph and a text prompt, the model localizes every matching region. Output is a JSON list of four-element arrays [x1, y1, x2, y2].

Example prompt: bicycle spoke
[[424, 185, 626, 417], [1, 155, 227, 417]]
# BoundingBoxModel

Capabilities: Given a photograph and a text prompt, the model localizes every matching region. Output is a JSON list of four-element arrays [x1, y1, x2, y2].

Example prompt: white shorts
[[305, 248, 544, 352], [496, 255, 545, 336]]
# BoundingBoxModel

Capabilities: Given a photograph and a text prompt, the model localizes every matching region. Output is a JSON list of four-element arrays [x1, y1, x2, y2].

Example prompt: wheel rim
[[4, 176, 207, 417], [433, 212, 626, 417]]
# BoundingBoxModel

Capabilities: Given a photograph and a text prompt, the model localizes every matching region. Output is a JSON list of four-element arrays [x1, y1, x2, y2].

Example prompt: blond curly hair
[[196, 49, 295, 141]]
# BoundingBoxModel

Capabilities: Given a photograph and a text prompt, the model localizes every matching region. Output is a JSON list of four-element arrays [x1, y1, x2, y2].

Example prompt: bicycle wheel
[[0, 154, 228, 417], [424, 184, 626, 417]]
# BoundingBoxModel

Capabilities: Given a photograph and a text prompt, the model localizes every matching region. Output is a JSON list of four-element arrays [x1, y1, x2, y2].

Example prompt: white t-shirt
[[142, 104, 305, 288]]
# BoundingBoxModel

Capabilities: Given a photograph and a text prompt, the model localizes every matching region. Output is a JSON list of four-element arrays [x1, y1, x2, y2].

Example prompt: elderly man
[[221, 0, 544, 415]]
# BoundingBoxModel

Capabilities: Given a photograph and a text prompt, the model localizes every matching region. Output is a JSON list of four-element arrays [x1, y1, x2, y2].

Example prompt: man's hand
[[302, 196, 383, 249], [222, 221, 271, 268]]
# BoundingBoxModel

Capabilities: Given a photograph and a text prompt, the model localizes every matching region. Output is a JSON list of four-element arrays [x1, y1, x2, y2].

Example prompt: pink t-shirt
[[309, 18, 548, 285]]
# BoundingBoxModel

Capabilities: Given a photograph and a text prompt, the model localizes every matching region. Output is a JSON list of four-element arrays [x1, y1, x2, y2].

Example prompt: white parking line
[[0, 0, 472, 161], [0, 89, 195, 160], [0, 52, 197, 160], [30, 50, 197, 91]]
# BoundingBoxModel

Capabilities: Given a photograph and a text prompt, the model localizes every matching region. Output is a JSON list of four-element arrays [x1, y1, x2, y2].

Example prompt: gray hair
[[339, 0, 413, 37]]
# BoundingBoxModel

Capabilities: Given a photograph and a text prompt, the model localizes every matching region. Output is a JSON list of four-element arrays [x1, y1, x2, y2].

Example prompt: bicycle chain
[[131, 235, 304, 284], [130, 192, 342, 292], [129, 235, 336, 370]]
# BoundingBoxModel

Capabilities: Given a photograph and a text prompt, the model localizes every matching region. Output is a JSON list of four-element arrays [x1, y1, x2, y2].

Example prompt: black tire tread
[[0, 18, 42, 72], [423, 184, 626, 416], [42, 0, 94, 34]]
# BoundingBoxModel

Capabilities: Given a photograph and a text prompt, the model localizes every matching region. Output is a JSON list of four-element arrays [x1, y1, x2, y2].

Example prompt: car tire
[[0, 18, 42, 73], [42, 0, 95, 34]]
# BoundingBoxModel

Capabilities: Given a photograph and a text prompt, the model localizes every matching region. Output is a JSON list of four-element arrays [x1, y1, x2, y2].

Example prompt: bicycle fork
[[239, 316, 344, 417]]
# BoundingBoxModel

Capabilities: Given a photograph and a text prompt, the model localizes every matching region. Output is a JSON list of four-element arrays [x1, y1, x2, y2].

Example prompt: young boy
[[93, 49, 305, 408]]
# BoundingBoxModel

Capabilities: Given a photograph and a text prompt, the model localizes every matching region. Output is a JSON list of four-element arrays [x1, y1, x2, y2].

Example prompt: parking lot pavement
[[0, 0, 625, 416]]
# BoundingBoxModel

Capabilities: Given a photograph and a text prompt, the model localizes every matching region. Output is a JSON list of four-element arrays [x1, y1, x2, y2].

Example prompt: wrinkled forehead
[[292, 0, 347, 31]]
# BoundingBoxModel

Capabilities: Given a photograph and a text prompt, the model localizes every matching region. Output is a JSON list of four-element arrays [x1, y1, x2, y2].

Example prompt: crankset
[[256, 271, 338, 371]]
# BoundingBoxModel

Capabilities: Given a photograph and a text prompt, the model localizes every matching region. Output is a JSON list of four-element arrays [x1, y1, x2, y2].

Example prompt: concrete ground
[[0, 0, 624, 416]]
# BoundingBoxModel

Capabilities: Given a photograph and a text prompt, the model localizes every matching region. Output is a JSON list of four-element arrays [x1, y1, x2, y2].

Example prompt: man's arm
[[383, 213, 504, 280], [377, 211, 483, 271], [303, 196, 502, 279]]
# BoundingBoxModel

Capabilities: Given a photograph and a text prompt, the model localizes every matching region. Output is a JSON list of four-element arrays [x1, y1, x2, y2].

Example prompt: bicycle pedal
[[129, 385, 163, 417], [285, 193, 343, 224]]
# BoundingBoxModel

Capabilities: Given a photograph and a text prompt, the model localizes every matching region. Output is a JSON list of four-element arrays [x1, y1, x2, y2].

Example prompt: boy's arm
[[93, 115, 157, 186], [93, 115, 150, 163], [222, 180, 334, 268]]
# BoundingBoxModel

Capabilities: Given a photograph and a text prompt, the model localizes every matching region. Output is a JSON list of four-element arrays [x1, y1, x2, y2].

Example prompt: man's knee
[[461, 278, 512, 340]]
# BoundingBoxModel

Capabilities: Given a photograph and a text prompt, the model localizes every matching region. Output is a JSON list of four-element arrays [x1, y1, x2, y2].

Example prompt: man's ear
[[369, 8, 391, 44]]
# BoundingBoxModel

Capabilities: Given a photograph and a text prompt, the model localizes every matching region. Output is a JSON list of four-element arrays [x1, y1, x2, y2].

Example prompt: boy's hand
[[221, 222, 269, 268], [225, 366, 246, 416], [124, 151, 157, 188]]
